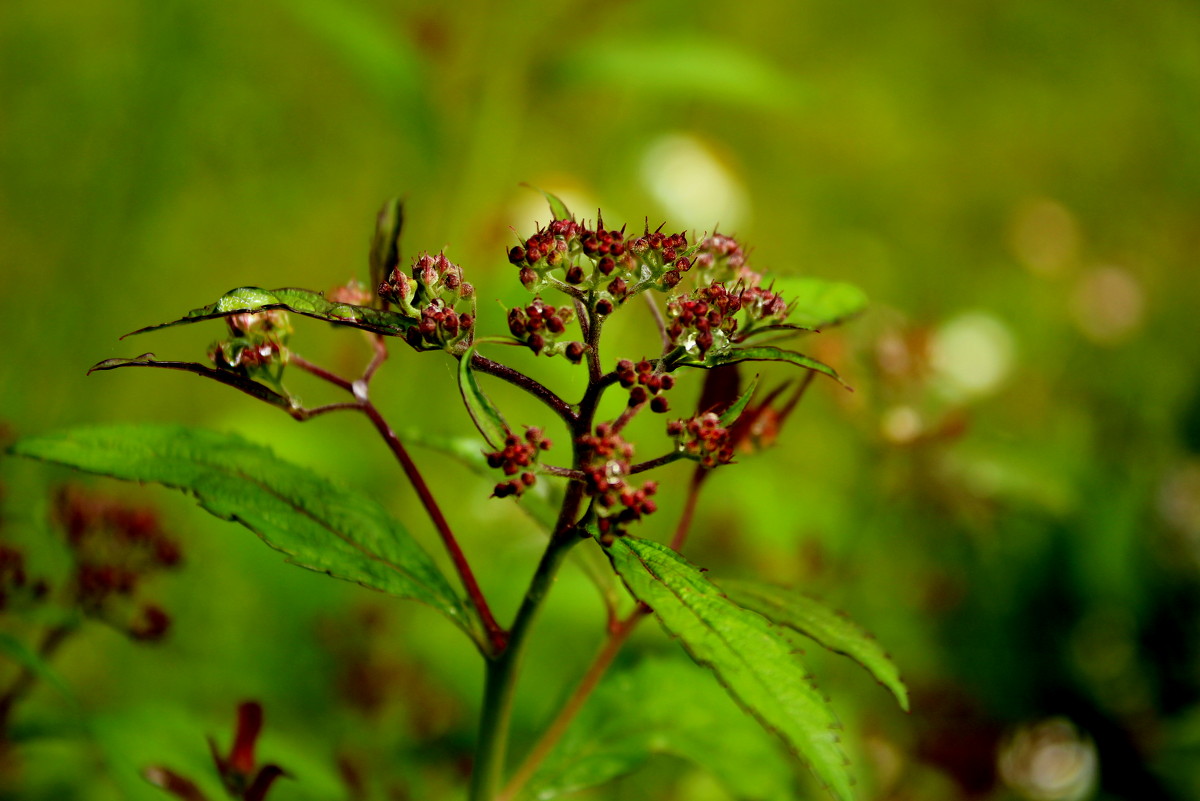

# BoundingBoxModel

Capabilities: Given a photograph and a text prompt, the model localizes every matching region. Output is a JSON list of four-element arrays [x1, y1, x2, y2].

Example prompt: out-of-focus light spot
[[1010, 198, 1081, 278], [640, 133, 748, 229], [929, 312, 1016, 400], [882, 405, 922, 443], [1069, 265, 1144, 345], [998, 718, 1098, 801], [1160, 461, 1200, 558]]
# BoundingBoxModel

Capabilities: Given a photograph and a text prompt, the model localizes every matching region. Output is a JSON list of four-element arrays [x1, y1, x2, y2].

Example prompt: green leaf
[[125, 287, 418, 338], [369, 197, 404, 297], [522, 184, 573, 221], [675, 345, 850, 389], [772, 277, 868, 329], [9, 425, 475, 641], [458, 345, 509, 450], [526, 655, 798, 801], [722, 580, 909, 712], [718, 373, 761, 427], [607, 537, 854, 801], [88, 354, 296, 413], [550, 36, 807, 115]]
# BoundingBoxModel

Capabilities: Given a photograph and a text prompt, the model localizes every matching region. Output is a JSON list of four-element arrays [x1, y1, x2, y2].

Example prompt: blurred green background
[[3, 0, 1200, 799]]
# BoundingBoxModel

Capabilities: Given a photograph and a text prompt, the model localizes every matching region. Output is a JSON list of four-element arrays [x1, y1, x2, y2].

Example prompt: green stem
[[470, 483, 586, 801]]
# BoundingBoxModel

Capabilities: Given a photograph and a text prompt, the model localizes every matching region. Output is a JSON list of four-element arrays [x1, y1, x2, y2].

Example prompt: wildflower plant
[[10, 191, 906, 800]]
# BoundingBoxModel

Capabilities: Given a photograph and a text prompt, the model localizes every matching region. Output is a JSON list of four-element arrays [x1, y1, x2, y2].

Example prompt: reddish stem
[[360, 400, 506, 653]]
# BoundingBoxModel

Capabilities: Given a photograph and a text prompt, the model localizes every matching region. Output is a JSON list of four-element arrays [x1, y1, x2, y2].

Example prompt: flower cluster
[[666, 281, 745, 359], [209, 310, 292, 376], [509, 216, 694, 308], [54, 486, 182, 641], [486, 428, 552, 498], [506, 299, 584, 361], [379, 251, 476, 349], [693, 233, 750, 283], [577, 424, 658, 543], [615, 359, 675, 413], [668, 412, 736, 468]]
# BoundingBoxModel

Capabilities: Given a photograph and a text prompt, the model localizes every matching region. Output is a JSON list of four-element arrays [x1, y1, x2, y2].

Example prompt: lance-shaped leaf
[[125, 287, 418, 338], [369, 197, 405, 299], [772, 277, 867, 329], [526, 655, 798, 801], [672, 345, 850, 389], [722, 580, 909, 712], [10, 425, 476, 642], [88, 354, 296, 414], [607, 536, 854, 801], [523, 184, 573, 222], [718, 373, 761, 427], [458, 344, 509, 450]]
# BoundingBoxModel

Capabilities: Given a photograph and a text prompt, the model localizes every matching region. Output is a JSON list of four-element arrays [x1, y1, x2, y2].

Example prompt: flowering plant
[[11, 191, 904, 801]]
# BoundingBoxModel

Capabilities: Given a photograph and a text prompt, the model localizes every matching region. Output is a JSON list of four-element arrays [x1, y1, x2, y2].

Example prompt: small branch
[[538, 464, 586, 481], [643, 293, 671, 356], [289, 354, 355, 392], [573, 298, 590, 343], [362, 335, 389, 384], [471, 353, 575, 427], [609, 400, 644, 435], [289, 402, 362, 421], [360, 400, 505, 654], [498, 602, 652, 801], [0, 624, 75, 737], [669, 467, 710, 552], [628, 450, 686, 475]]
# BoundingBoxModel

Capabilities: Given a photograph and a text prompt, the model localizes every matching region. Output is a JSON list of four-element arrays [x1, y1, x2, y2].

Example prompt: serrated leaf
[[772, 277, 868, 329], [88, 354, 295, 412], [722, 580, 909, 712], [526, 655, 798, 801], [369, 197, 404, 296], [675, 345, 850, 389], [607, 537, 854, 801], [458, 344, 509, 450], [9, 425, 475, 642], [718, 374, 761, 427], [125, 287, 418, 338]]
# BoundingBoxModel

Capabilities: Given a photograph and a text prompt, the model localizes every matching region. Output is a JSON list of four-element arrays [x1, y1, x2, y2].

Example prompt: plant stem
[[471, 353, 575, 426], [0, 623, 75, 738], [496, 603, 650, 801], [360, 399, 505, 654], [469, 482, 586, 801]]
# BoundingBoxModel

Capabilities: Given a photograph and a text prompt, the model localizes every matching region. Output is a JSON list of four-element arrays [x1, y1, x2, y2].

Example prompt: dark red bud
[[650, 396, 669, 414], [595, 298, 613, 316], [519, 267, 537, 289], [508, 246, 526, 264], [661, 270, 682, 289], [565, 341, 586, 363], [565, 264, 585, 284], [629, 386, 648, 406]]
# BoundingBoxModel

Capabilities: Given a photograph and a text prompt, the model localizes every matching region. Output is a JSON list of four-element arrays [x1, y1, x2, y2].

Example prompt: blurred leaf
[[125, 287, 417, 338], [0, 632, 76, 703], [550, 36, 806, 114], [673, 345, 849, 389], [607, 536, 854, 801], [772, 277, 868, 329], [276, 0, 434, 153], [458, 344, 509, 450], [526, 655, 798, 801], [9, 425, 477, 641], [527, 186, 573, 221], [369, 197, 404, 300], [88, 354, 295, 413], [722, 580, 910, 712]]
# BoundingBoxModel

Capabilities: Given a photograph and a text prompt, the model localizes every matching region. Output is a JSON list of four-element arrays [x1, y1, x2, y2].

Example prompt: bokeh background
[[3, 1, 1200, 799]]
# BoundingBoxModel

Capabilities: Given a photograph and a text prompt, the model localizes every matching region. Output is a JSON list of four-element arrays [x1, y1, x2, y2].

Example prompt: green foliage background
[[2, 1, 1199, 799]]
